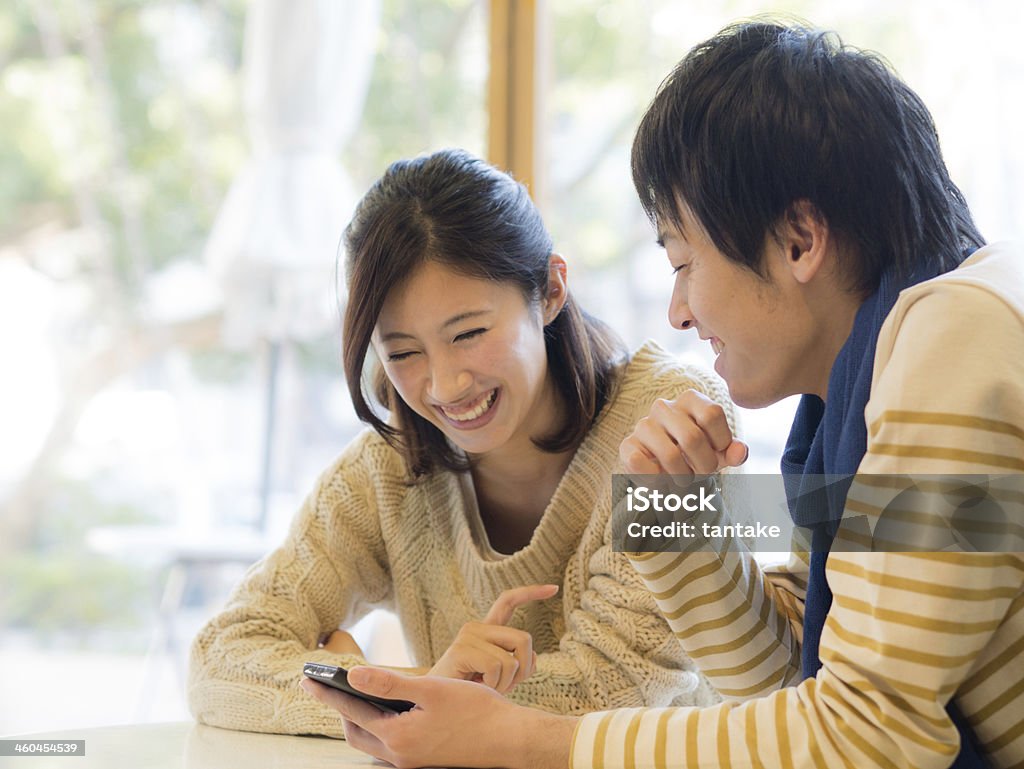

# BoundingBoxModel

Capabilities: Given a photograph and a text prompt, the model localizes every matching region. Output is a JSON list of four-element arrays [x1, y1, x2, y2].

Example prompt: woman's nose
[[428, 362, 473, 404]]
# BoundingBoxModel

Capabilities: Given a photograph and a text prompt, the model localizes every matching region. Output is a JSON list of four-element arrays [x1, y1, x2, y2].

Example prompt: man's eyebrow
[[379, 309, 492, 342], [656, 229, 686, 248]]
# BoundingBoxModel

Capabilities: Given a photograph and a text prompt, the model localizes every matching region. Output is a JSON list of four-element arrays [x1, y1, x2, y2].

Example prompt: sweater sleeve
[[508, 353, 779, 714], [507, 510, 723, 715], [187, 431, 395, 737], [619, 355, 808, 702], [572, 277, 1024, 767]]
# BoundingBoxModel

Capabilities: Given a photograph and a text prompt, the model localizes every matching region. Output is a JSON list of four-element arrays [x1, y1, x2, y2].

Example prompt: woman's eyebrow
[[440, 309, 492, 330], [379, 309, 493, 342]]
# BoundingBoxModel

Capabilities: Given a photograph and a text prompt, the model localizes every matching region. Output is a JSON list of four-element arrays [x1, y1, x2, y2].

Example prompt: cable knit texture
[[188, 341, 732, 736]]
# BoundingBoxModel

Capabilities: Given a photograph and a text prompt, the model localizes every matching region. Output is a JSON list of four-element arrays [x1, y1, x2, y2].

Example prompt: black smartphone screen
[[303, 662, 416, 714]]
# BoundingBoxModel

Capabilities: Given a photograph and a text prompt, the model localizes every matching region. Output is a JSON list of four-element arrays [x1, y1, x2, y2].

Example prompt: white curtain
[[205, 0, 381, 346]]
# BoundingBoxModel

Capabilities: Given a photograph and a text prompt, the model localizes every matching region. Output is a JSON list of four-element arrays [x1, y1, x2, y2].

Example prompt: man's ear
[[544, 253, 569, 323], [781, 200, 830, 285]]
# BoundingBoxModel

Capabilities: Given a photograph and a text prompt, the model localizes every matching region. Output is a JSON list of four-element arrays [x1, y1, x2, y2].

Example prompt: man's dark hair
[[632, 20, 985, 293], [342, 148, 625, 477]]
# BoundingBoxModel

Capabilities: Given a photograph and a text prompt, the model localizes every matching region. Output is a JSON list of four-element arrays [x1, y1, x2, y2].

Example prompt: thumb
[[483, 584, 559, 625], [348, 666, 424, 704], [722, 440, 749, 468]]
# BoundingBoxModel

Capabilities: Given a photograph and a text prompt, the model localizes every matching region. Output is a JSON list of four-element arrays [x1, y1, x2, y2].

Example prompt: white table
[[0, 722, 380, 768]]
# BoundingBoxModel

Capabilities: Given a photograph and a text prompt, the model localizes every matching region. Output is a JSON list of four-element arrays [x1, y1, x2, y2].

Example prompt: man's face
[[659, 206, 830, 407]]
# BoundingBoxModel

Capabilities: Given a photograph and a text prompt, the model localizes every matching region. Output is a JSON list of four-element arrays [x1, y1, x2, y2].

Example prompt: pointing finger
[[483, 584, 559, 626]]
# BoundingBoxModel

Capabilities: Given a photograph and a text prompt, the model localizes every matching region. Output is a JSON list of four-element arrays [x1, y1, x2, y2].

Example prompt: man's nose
[[668, 290, 695, 330]]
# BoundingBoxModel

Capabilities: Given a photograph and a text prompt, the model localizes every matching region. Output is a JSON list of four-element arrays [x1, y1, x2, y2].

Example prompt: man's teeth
[[442, 390, 497, 422], [711, 339, 724, 356]]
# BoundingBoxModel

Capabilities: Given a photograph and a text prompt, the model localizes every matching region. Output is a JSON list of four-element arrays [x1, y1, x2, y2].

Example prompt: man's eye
[[671, 263, 688, 275], [455, 328, 486, 343]]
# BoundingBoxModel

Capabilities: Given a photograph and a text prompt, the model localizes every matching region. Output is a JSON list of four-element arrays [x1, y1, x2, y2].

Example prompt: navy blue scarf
[[781, 265, 988, 767]]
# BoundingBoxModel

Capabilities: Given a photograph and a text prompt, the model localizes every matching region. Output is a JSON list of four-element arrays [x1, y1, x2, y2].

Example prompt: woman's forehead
[[374, 263, 524, 335]]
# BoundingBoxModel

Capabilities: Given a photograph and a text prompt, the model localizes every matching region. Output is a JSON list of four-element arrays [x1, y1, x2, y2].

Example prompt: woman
[[303, 22, 1024, 769], [188, 148, 735, 736]]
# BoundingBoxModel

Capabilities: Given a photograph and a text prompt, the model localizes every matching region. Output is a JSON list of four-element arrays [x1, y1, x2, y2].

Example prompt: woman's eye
[[672, 263, 688, 275], [387, 351, 416, 362], [455, 328, 486, 343]]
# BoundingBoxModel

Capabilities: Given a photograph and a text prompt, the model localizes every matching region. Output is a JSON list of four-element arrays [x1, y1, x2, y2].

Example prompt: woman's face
[[660, 206, 838, 407], [372, 260, 562, 458]]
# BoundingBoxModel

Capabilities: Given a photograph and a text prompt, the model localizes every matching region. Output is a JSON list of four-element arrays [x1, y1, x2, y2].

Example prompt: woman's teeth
[[441, 389, 497, 422], [711, 338, 724, 356]]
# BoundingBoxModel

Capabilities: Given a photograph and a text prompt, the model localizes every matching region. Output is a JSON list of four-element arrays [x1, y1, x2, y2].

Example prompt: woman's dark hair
[[342, 148, 625, 477], [632, 20, 985, 294]]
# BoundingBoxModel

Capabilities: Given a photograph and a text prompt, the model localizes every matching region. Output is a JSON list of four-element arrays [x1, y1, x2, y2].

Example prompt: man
[[303, 21, 1024, 768]]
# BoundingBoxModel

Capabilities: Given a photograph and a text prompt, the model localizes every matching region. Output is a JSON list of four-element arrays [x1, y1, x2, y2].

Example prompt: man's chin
[[727, 381, 783, 410]]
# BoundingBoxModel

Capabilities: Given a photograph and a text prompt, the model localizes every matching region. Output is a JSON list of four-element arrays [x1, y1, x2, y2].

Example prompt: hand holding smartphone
[[303, 662, 416, 713]]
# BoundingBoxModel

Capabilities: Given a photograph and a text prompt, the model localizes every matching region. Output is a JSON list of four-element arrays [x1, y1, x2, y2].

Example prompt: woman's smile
[[374, 261, 558, 458], [436, 388, 500, 428]]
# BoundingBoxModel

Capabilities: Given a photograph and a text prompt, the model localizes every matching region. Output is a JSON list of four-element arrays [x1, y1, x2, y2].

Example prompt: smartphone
[[303, 662, 416, 714]]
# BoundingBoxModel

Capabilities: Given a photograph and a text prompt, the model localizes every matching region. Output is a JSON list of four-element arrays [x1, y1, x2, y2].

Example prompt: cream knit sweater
[[188, 341, 730, 736]]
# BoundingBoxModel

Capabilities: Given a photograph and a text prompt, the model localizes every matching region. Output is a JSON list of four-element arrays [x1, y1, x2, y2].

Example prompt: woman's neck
[[467, 372, 578, 551], [470, 445, 575, 553]]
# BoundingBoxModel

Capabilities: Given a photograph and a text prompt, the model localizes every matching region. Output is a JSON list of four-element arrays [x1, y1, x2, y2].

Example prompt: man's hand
[[428, 584, 558, 693], [301, 666, 576, 769], [620, 388, 748, 475]]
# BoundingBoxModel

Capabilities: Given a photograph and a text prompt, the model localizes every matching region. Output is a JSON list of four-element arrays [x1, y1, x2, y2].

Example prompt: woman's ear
[[781, 200, 830, 285], [544, 253, 569, 323]]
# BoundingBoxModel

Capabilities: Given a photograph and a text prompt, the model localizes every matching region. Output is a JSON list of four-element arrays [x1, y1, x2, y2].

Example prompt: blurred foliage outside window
[[0, 0, 485, 649], [2, 0, 1022, 653], [543, 0, 1024, 469]]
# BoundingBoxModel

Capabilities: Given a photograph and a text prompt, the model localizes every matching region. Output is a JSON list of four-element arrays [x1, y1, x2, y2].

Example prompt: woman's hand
[[320, 628, 430, 676], [428, 584, 557, 694], [319, 629, 366, 657], [620, 388, 748, 475], [300, 667, 576, 769]]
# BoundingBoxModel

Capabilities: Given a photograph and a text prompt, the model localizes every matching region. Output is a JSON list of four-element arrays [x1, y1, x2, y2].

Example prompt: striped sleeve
[[573, 258, 1024, 768], [627, 545, 805, 699], [573, 553, 1024, 769]]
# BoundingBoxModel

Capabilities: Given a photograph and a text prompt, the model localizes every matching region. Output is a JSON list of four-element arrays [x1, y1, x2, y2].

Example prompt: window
[[0, 0, 487, 732], [538, 0, 1024, 470], [3, 0, 1021, 733]]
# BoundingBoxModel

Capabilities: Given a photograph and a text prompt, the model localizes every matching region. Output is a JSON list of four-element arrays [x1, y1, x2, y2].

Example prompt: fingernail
[[348, 667, 369, 686]]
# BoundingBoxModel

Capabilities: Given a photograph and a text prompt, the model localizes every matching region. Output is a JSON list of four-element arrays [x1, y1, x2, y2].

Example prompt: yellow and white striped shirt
[[572, 243, 1024, 769]]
